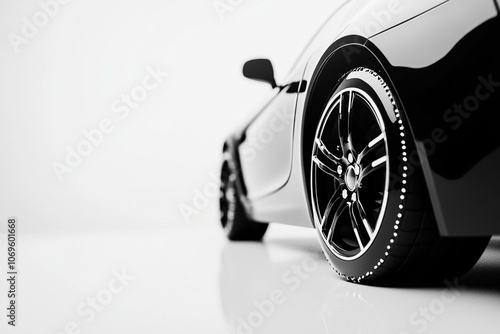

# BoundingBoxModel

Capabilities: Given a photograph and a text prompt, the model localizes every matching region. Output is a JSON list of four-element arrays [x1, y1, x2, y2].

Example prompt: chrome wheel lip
[[311, 87, 390, 261]]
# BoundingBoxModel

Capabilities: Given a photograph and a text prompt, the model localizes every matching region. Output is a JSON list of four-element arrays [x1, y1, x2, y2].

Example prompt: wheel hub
[[344, 165, 358, 191]]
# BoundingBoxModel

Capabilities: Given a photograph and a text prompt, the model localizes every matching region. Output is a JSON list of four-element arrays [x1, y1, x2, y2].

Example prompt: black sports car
[[219, 0, 500, 285]]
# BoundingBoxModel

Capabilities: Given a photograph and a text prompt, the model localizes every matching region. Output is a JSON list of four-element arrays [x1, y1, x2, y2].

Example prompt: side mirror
[[243, 59, 278, 89]]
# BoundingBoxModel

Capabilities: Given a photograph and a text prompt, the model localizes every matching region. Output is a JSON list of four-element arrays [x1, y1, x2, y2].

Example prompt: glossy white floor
[[1, 224, 499, 334]]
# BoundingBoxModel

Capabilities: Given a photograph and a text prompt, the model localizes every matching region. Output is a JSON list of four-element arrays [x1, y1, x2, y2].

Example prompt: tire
[[220, 157, 268, 241], [309, 67, 489, 285]]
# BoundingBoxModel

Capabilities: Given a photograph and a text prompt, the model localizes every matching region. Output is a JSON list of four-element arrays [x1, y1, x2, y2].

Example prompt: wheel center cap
[[345, 166, 357, 191]]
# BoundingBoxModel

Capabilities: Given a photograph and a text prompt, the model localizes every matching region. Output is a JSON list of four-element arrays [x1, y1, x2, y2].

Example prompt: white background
[[0, 0, 340, 232], [0, 0, 499, 333]]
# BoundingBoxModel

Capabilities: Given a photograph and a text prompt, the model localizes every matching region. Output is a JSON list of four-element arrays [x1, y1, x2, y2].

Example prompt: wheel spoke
[[312, 155, 342, 181], [315, 138, 342, 165], [358, 133, 384, 163], [338, 91, 353, 154], [318, 187, 341, 229], [325, 196, 348, 242], [360, 155, 387, 181], [313, 138, 343, 177], [352, 227, 364, 251], [349, 203, 371, 249], [353, 201, 374, 238], [320, 187, 346, 230]]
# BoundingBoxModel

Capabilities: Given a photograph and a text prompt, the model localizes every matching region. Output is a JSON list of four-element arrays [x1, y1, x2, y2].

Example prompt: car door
[[238, 85, 299, 200]]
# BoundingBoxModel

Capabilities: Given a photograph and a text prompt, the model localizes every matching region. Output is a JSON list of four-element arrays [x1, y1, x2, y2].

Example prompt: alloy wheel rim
[[311, 88, 389, 260]]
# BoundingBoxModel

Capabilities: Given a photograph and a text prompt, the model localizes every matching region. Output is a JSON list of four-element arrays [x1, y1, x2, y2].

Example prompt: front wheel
[[309, 67, 489, 285]]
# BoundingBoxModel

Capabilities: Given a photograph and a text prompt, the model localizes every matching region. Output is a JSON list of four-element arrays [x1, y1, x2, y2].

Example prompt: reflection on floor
[[1, 224, 498, 334], [220, 225, 500, 334]]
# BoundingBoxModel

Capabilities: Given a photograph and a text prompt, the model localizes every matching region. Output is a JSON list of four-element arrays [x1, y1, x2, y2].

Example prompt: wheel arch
[[300, 36, 414, 220]]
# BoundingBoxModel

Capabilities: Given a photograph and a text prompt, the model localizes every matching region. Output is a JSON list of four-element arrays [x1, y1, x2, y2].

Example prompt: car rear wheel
[[220, 157, 268, 241], [310, 67, 489, 285]]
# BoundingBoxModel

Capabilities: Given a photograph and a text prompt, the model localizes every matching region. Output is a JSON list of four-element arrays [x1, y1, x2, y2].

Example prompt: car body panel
[[370, 0, 498, 69], [372, 0, 500, 236]]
